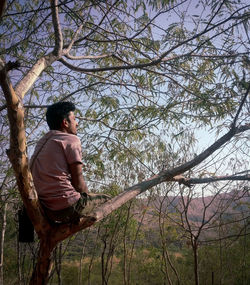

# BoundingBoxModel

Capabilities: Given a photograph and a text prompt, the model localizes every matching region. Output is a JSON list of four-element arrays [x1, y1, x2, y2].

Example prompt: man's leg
[[43, 192, 111, 223], [43, 205, 76, 223]]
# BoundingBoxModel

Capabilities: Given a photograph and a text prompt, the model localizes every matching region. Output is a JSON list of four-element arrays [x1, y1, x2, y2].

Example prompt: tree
[[0, 0, 249, 284]]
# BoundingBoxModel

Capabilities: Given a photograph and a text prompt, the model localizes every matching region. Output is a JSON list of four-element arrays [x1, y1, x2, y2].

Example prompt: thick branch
[[14, 0, 66, 99], [93, 124, 249, 222], [51, 0, 63, 55], [14, 53, 58, 99], [157, 127, 248, 184]]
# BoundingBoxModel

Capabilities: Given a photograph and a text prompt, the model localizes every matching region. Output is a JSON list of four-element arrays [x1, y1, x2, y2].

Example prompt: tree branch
[[13, 0, 67, 100], [65, 52, 113, 60], [64, 24, 83, 54], [59, 6, 249, 73], [51, 0, 63, 56], [96, 125, 249, 218], [231, 84, 250, 128], [188, 174, 250, 185], [14, 53, 58, 99], [64, 0, 121, 48], [0, 0, 7, 18]]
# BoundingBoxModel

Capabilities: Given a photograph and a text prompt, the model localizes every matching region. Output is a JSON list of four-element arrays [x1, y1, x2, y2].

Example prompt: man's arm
[[69, 162, 89, 193]]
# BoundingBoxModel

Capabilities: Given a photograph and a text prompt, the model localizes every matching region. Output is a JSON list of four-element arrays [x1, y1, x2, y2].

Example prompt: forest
[[0, 0, 249, 284]]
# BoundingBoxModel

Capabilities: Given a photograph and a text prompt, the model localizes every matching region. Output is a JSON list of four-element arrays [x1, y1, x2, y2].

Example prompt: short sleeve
[[64, 136, 82, 165]]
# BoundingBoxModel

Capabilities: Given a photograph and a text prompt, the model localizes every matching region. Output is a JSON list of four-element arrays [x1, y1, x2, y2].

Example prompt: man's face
[[65, 111, 78, 135]]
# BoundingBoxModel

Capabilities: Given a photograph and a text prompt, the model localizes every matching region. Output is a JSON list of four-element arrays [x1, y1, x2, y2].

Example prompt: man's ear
[[61, 118, 69, 128]]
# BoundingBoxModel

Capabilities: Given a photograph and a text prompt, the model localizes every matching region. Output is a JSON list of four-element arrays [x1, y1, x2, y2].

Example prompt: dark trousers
[[43, 193, 88, 223]]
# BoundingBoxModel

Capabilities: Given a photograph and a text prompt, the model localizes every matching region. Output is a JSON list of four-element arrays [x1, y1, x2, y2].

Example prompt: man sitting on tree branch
[[30, 101, 110, 223]]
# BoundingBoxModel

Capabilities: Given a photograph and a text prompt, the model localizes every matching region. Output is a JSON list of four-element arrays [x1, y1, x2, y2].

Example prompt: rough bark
[[0, 60, 51, 237], [30, 239, 55, 285]]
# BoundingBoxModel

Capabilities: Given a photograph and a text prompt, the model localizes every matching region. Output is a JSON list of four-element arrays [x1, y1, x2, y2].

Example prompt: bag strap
[[30, 133, 53, 171]]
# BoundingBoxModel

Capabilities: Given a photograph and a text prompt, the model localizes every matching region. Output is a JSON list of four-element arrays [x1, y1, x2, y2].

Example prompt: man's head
[[46, 102, 78, 135]]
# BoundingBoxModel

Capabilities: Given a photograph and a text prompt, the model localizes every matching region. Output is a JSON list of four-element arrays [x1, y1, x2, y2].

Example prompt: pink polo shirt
[[30, 130, 81, 210]]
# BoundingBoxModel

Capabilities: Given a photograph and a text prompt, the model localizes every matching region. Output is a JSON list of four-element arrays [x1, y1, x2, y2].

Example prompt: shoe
[[81, 193, 111, 215]]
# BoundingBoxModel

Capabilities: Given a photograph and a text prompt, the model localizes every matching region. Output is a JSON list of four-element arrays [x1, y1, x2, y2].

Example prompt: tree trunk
[[0, 61, 58, 284], [0, 202, 7, 285], [193, 240, 199, 285], [78, 229, 89, 285], [29, 239, 55, 285], [54, 243, 62, 285]]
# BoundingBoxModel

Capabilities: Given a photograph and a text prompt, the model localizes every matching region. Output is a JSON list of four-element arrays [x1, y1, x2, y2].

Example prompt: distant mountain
[[134, 189, 250, 234]]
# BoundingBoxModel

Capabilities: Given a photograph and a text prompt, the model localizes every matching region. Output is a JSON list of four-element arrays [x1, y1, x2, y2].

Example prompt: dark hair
[[46, 102, 76, 130]]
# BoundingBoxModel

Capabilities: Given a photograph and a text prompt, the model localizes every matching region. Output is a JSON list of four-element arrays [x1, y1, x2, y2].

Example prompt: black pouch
[[18, 206, 34, 243]]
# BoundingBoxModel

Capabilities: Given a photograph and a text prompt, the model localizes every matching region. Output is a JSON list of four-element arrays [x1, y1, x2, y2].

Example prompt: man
[[30, 101, 110, 223]]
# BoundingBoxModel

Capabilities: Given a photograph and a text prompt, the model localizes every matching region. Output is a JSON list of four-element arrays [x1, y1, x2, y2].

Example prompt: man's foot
[[82, 193, 111, 215]]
